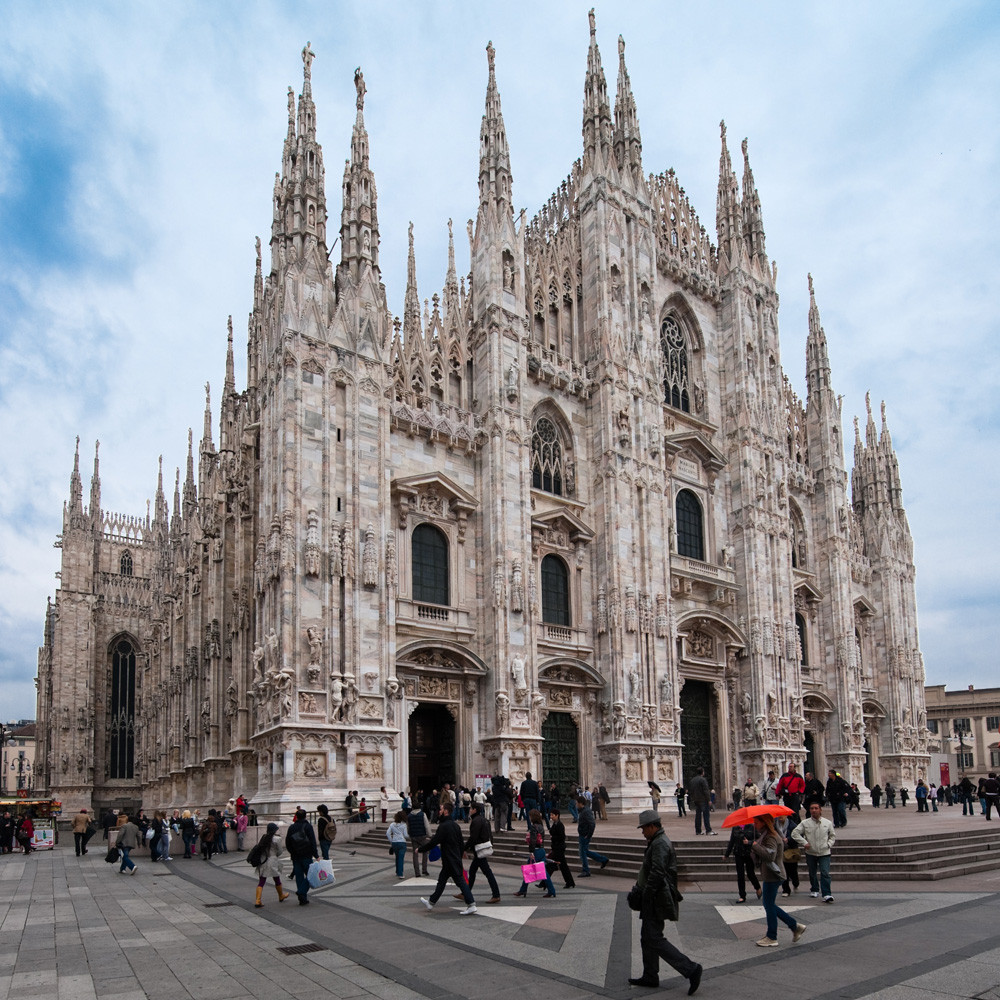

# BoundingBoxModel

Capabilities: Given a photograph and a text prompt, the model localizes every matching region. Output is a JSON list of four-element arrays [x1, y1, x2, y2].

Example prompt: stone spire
[[224, 316, 235, 396], [183, 428, 197, 520], [853, 395, 905, 519], [171, 467, 182, 542], [271, 43, 328, 273], [716, 121, 743, 264], [613, 34, 642, 181], [248, 237, 263, 393], [201, 383, 214, 454], [476, 41, 513, 231], [153, 455, 169, 529], [67, 435, 83, 520], [741, 137, 766, 263], [88, 440, 101, 517], [805, 274, 831, 397], [338, 64, 380, 283], [402, 222, 421, 342], [582, 9, 612, 171]]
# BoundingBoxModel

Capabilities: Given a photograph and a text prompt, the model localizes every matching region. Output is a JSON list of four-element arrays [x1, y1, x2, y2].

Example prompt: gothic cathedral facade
[[36, 18, 929, 817]]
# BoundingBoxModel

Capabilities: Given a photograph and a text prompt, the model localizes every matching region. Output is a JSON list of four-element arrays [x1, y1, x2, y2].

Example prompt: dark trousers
[[693, 803, 711, 834], [429, 865, 473, 905], [986, 796, 999, 820], [411, 835, 430, 875], [467, 854, 500, 897], [676, 798, 686, 817], [74, 831, 93, 856], [639, 915, 699, 983], [551, 850, 576, 887], [291, 856, 311, 898], [734, 854, 760, 899]]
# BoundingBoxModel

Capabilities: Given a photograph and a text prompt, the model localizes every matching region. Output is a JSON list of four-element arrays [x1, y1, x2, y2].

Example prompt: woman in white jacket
[[254, 823, 290, 908]]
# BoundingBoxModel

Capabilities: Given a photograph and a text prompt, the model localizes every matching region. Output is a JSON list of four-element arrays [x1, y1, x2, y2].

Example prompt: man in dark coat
[[462, 802, 500, 902], [0, 810, 16, 853], [825, 770, 851, 828], [419, 804, 476, 914], [548, 808, 576, 888], [519, 772, 540, 830], [489, 775, 510, 834], [688, 768, 715, 836], [803, 772, 826, 809], [285, 808, 319, 905], [629, 810, 702, 993], [577, 798, 609, 875], [406, 805, 431, 876]]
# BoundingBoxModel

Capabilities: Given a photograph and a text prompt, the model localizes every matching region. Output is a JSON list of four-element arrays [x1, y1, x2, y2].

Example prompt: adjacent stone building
[[36, 17, 929, 818]]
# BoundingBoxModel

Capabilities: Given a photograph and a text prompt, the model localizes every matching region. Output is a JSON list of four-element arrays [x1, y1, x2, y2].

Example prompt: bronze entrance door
[[408, 704, 456, 799], [680, 679, 714, 787], [541, 711, 579, 808]]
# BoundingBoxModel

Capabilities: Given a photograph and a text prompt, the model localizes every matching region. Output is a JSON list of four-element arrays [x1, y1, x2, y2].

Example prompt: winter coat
[[791, 816, 836, 856], [636, 828, 682, 921], [751, 829, 785, 883], [422, 816, 465, 876], [117, 821, 140, 849], [255, 836, 285, 879], [465, 813, 492, 851]]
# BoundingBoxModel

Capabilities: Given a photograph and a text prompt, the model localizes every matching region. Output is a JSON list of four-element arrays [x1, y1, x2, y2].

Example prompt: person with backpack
[[513, 809, 556, 898], [250, 822, 290, 907], [199, 813, 217, 861], [285, 808, 319, 905], [406, 804, 431, 877], [316, 804, 335, 860]]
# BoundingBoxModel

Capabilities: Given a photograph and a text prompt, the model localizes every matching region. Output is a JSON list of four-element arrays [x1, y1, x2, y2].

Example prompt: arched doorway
[[408, 704, 455, 798], [863, 737, 872, 788], [542, 712, 579, 806], [680, 680, 714, 786]]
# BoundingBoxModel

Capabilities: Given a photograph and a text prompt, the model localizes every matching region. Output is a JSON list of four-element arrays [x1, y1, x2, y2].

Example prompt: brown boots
[[254, 886, 263, 908], [276, 881, 290, 902]]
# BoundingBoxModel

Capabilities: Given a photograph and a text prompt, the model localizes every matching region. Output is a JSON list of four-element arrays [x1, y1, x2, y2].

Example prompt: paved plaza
[[2, 809, 999, 1000]]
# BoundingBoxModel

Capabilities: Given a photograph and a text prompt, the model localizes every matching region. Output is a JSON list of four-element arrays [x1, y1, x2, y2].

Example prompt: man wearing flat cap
[[628, 810, 702, 994]]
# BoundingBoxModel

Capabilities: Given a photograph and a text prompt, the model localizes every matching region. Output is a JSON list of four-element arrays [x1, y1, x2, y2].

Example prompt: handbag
[[783, 847, 802, 863], [474, 841, 494, 858], [626, 885, 643, 911], [521, 860, 547, 883], [307, 859, 336, 890]]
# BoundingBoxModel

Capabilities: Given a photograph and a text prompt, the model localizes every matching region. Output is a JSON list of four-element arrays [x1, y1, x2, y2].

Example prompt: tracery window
[[660, 316, 690, 412], [675, 489, 704, 561], [119, 550, 133, 576], [531, 417, 565, 496], [109, 638, 136, 780], [541, 554, 570, 626], [411, 523, 449, 606]]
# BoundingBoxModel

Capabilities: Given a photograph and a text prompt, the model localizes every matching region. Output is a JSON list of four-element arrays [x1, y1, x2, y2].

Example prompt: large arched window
[[531, 417, 565, 496], [796, 613, 809, 665], [411, 524, 449, 606], [660, 316, 690, 412], [119, 550, 133, 576], [675, 489, 704, 561], [109, 638, 136, 780], [540, 554, 570, 626]]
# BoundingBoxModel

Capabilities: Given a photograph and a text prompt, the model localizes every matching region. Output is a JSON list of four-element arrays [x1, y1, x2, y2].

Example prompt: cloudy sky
[[1, 2, 997, 723]]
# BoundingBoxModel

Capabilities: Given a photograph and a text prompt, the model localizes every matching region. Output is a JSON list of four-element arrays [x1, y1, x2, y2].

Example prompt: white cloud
[[0, 1, 998, 720]]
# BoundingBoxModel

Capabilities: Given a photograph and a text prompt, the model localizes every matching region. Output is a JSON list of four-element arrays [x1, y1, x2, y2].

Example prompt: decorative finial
[[255, 235, 261, 263], [880, 400, 887, 424], [354, 66, 366, 112], [302, 42, 315, 80], [486, 41, 495, 72], [408, 220, 414, 245], [205, 382, 211, 406], [865, 391, 872, 417], [720, 120, 727, 141], [808, 272, 814, 296], [287, 87, 294, 122], [448, 217, 453, 239], [589, 8, 596, 36], [618, 34, 625, 58], [741, 137, 748, 160]]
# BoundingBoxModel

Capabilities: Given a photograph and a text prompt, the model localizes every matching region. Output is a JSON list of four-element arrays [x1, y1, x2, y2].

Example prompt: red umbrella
[[721, 803, 794, 828]]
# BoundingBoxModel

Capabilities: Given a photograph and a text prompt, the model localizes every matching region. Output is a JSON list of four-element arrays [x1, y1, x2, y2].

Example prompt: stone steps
[[354, 823, 1000, 882]]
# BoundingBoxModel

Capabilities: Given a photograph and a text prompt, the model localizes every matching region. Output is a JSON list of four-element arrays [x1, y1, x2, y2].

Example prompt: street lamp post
[[955, 727, 968, 778], [12, 752, 31, 792], [0, 723, 11, 795]]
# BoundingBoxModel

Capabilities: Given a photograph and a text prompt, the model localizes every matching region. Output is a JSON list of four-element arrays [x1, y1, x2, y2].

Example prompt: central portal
[[408, 703, 455, 798], [542, 711, 579, 807], [680, 679, 714, 787]]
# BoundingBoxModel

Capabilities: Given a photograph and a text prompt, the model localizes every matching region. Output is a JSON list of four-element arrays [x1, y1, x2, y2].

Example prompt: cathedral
[[36, 15, 930, 819]]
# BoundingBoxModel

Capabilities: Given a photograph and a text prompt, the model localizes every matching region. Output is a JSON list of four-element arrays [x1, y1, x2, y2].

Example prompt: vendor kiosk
[[1, 796, 61, 850]]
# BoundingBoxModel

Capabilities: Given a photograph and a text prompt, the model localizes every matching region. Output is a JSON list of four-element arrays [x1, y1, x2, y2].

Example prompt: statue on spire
[[589, 7, 596, 36], [486, 41, 495, 72], [354, 67, 366, 111], [302, 42, 315, 81]]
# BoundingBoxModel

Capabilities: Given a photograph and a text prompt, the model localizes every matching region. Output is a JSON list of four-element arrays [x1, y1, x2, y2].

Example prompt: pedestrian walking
[[724, 821, 760, 903], [462, 801, 501, 902], [419, 804, 477, 914], [253, 822, 290, 907], [0, 809, 15, 854], [984, 773, 1000, 820], [751, 813, 807, 948], [627, 810, 702, 993], [675, 783, 687, 817], [519, 772, 541, 830], [599, 784, 611, 820], [285, 808, 319, 905], [406, 804, 431, 877], [180, 810, 197, 858], [386, 810, 409, 877], [577, 797, 610, 875], [71, 809, 95, 857], [548, 808, 576, 888], [489, 773, 511, 834], [885, 781, 897, 808], [871, 783, 882, 808], [915, 779, 929, 813], [16, 814, 35, 854], [776, 763, 806, 823], [825, 770, 850, 828], [316, 804, 335, 860], [379, 786, 390, 824], [688, 768, 716, 836], [116, 815, 140, 874], [792, 800, 836, 902], [761, 770, 780, 805], [514, 809, 557, 898], [776, 815, 800, 896]]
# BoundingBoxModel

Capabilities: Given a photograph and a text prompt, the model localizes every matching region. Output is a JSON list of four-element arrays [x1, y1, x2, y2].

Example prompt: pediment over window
[[664, 431, 727, 475], [853, 595, 877, 618], [531, 506, 595, 551], [794, 578, 824, 605], [538, 658, 606, 688], [392, 473, 478, 532]]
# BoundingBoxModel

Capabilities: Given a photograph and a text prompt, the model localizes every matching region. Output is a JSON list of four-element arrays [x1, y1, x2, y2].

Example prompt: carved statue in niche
[[658, 672, 673, 713], [306, 626, 323, 665], [511, 656, 528, 699], [597, 585, 608, 634], [386, 677, 401, 699], [265, 629, 279, 669], [385, 536, 397, 590], [330, 673, 344, 720], [301, 754, 325, 778], [506, 359, 519, 401], [276, 670, 294, 719], [625, 586, 638, 632], [627, 665, 641, 713], [330, 523, 343, 578], [495, 691, 510, 732], [364, 671, 379, 693], [510, 558, 523, 613], [299, 692, 318, 714], [493, 556, 506, 608], [754, 715, 765, 746], [612, 701, 627, 741], [362, 523, 378, 588], [343, 519, 355, 580], [304, 509, 320, 576], [343, 678, 359, 724]]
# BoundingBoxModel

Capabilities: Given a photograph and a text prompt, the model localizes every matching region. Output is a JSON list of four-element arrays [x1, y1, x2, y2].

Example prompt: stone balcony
[[395, 599, 475, 642], [535, 621, 593, 657], [669, 555, 737, 606]]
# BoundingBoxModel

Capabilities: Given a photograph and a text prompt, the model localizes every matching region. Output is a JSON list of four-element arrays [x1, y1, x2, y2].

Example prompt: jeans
[[640, 916, 699, 982], [761, 880, 798, 939], [319, 839, 331, 861], [805, 853, 832, 897], [578, 834, 608, 874], [390, 841, 406, 876], [832, 800, 847, 827], [693, 803, 712, 834], [291, 856, 312, 898], [963, 794, 975, 815], [568, 800, 579, 821], [522, 799, 538, 829], [119, 846, 136, 872], [468, 853, 501, 897], [676, 798, 686, 817], [518, 846, 554, 895], [183, 831, 196, 857]]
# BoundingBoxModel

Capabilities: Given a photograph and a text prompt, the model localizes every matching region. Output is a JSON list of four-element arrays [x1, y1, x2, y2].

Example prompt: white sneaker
[[709, 831, 718, 836], [420, 897, 434, 910], [460, 904, 477, 915], [164, 857, 173, 861], [129, 866, 138, 875], [824, 895, 834, 903], [810, 891, 820, 898]]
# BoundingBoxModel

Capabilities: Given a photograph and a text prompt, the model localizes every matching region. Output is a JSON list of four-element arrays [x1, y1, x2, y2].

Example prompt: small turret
[[153, 455, 169, 530], [805, 274, 831, 396], [741, 138, 767, 264], [88, 440, 101, 521], [66, 436, 83, 525], [475, 42, 513, 234], [402, 222, 421, 343], [183, 429, 197, 522], [716, 121, 742, 264], [613, 34, 642, 183]]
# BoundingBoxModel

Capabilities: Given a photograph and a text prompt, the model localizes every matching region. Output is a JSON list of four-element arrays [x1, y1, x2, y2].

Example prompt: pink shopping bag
[[521, 860, 547, 882]]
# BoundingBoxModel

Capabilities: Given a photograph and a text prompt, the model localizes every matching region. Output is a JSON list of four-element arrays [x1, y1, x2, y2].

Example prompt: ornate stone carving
[[362, 523, 378, 588], [597, 584, 607, 634], [304, 509, 321, 576], [355, 752, 383, 780], [510, 558, 523, 612]]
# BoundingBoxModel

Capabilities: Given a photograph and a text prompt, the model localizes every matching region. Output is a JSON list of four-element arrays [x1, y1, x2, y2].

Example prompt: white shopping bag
[[307, 859, 336, 890]]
